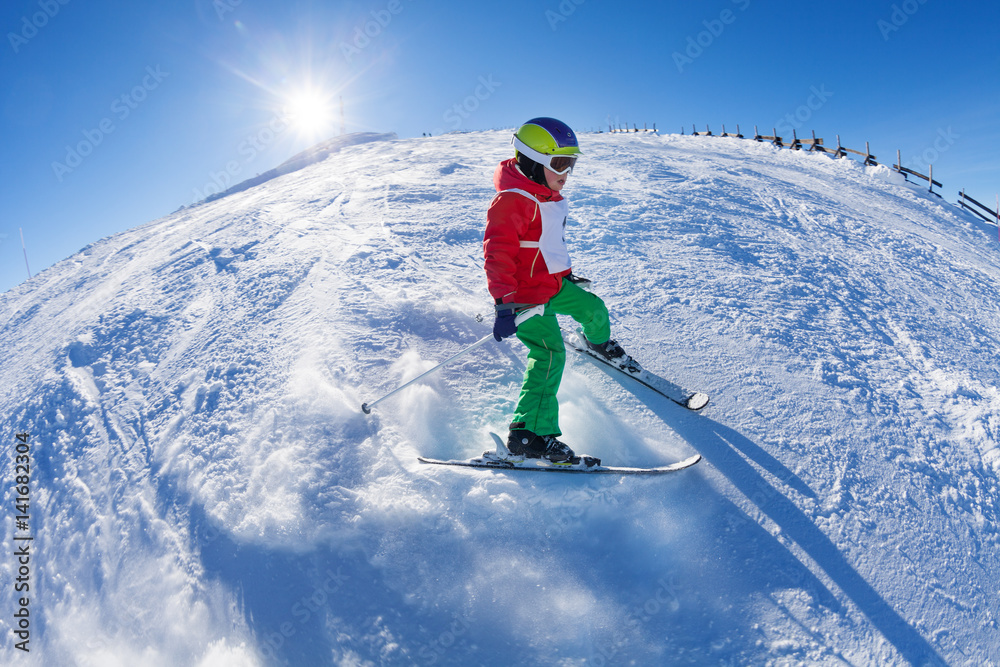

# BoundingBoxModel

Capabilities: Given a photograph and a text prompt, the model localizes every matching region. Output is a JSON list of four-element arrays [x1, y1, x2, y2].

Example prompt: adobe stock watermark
[[443, 75, 501, 130], [546, 0, 587, 31], [417, 612, 472, 665], [258, 567, 350, 664], [902, 126, 959, 175], [428, 75, 501, 135], [190, 111, 292, 202], [775, 85, 833, 136], [11, 432, 33, 653], [340, 0, 408, 64], [673, 0, 751, 74], [51, 65, 169, 183], [592, 576, 681, 666], [7, 0, 71, 54], [519, 485, 620, 540], [213, 0, 243, 21], [877, 0, 930, 41]]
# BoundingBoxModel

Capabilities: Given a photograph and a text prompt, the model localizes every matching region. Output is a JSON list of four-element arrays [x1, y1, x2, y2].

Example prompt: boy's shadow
[[591, 362, 945, 667]]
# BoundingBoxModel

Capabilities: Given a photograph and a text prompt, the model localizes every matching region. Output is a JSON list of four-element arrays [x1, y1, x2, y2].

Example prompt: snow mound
[[198, 131, 397, 206], [2, 130, 999, 665]]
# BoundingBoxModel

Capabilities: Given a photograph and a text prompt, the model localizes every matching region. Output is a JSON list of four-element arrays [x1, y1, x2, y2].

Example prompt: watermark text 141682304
[[12, 432, 33, 653]]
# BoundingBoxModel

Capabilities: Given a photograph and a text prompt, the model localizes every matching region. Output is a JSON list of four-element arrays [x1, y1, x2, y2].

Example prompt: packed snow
[[2, 130, 999, 665]]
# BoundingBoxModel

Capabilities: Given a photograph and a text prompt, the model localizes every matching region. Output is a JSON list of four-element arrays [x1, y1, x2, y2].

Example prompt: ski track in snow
[[2, 131, 999, 665]]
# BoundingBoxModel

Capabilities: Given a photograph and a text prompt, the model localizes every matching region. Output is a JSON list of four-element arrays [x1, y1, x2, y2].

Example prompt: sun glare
[[286, 89, 334, 139]]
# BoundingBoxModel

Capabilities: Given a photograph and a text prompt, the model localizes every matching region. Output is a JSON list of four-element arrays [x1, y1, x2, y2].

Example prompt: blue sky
[[2, 0, 998, 293]]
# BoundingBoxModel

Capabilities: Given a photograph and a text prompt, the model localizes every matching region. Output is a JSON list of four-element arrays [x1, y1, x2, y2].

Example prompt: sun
[[285, 89, 334, 140]]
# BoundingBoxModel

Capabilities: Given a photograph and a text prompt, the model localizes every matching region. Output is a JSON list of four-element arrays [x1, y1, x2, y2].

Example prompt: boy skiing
[[484, 117, 639, 463]]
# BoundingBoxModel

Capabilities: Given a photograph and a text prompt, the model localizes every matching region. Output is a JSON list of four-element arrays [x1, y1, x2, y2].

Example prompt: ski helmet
[[512, 117, 581, 182]]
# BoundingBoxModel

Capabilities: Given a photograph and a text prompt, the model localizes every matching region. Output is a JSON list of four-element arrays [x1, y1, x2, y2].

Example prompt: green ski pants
[[512, 278, 611, 436]]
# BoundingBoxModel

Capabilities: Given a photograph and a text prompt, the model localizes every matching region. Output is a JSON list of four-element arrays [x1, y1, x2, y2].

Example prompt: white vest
[[500, 188, 571, 274]]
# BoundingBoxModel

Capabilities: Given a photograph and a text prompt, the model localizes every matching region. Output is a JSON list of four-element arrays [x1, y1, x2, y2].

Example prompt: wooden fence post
[[675, 122, 993, 223]]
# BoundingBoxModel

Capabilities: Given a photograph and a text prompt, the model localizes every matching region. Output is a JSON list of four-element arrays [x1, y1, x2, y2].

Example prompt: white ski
[[564, 331, 710, 411], [417, 433, 702, 475]]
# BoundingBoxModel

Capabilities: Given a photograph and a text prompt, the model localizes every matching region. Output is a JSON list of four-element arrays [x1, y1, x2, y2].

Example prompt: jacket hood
[[493, 158, 562, 202]]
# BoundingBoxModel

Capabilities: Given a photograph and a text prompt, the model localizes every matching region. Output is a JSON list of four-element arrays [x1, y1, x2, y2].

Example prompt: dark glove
[[493, 303, 517, 341], [566, 272, 591, 286]]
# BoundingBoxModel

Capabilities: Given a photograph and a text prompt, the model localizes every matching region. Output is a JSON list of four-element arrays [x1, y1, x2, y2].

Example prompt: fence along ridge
[[673, 123, 999, 228], [607, 122, 658, 134]]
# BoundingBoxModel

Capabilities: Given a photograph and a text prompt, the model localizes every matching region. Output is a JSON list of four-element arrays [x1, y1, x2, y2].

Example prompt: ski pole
[[362, 333, 494, 414]]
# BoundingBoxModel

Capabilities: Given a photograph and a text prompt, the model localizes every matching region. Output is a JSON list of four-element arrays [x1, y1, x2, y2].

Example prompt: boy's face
[[544, 167, 569, 191]]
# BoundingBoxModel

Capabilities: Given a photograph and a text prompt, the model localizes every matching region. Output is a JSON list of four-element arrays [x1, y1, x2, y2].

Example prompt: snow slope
[[2, 130, 999, 665], [198, 132, 397, 206]]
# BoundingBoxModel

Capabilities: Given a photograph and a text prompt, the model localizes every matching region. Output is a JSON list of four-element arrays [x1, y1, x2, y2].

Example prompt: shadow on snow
[[601, 363, 946, 666]]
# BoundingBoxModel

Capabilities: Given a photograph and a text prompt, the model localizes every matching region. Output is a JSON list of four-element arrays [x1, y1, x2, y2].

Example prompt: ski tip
[[686, 393, 710, 411], [655, 453, 702, 472]]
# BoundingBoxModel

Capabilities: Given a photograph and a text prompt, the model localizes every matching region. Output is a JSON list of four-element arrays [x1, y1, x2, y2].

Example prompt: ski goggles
[[512, 135, 579, 175]]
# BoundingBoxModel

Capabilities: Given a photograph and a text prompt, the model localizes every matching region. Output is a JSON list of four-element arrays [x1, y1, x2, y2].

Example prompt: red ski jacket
[[483, 158, 572, 306]]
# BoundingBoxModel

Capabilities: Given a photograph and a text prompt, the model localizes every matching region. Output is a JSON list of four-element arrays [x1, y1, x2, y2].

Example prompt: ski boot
[[506, 422, 576, 463], [585, 338, 642, 374]]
